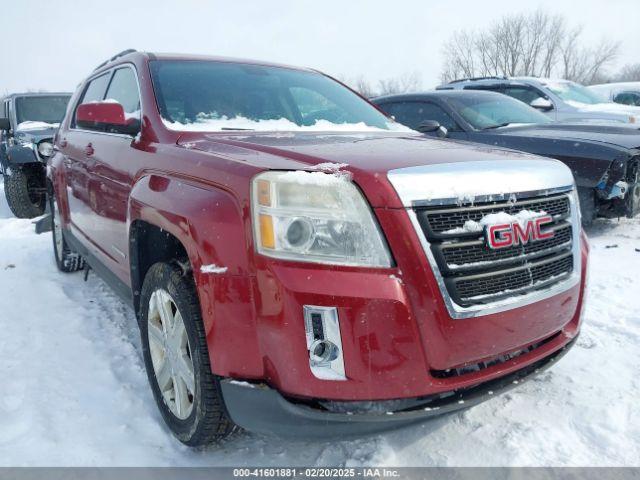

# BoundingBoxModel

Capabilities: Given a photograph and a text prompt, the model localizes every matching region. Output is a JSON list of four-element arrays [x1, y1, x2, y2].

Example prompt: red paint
[[49, 51, 587, 402], [76, 102, 127, 128]]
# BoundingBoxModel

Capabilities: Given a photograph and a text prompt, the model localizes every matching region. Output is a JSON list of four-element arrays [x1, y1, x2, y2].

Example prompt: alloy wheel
[[147, 289, 196, 420]]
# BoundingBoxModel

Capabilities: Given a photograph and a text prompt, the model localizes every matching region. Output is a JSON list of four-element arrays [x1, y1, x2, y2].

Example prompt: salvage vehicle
[[1, 92, 71, 217], [437, 76, 640, 126], [48, 50, 588, 446], [373, 90, 640, 224], [589, 82, 640, 107]]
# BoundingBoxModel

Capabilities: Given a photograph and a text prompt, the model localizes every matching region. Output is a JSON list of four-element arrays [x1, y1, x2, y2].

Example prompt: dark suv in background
[[0, 92, 71, 218], [373, 90, 640, 224]]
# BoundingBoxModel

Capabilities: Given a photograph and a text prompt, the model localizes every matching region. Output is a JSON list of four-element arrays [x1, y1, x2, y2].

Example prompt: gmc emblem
[[485, 215, 554, 249]]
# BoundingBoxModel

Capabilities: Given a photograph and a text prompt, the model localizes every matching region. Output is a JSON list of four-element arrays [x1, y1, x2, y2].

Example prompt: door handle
[[84, 143, 94, 157]]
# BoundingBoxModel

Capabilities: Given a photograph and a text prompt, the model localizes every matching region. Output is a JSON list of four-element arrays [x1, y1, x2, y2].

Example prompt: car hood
[[492, 123, 640, 150], [177, 131, 562, 207], [14, 123, 59, 143], [565, 100, 640, 119]]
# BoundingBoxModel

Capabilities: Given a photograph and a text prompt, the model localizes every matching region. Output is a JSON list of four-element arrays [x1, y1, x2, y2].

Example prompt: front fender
[[129, 174, 263, 378]]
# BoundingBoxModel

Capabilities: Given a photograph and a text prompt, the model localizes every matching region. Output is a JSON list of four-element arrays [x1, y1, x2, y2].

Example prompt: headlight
[[252, 170, 392, 267], [38, 141, 54, 157]]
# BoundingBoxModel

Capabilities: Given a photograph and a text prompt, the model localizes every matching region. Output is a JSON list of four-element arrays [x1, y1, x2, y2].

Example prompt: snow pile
[[200, 264, 228, 274], [313, 162, 349, 172], [0, 177, 638, 466], [444, 209, 547, 234], [162, 115, 410, 133], [279, 169, 352, 184], [565, 100, 640, 117], [17, 121, 59, 131]]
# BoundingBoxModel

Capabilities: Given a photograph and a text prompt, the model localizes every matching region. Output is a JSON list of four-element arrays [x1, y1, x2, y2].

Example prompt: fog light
[[309, 339, 339, 365], [303, 306, 346, 380]]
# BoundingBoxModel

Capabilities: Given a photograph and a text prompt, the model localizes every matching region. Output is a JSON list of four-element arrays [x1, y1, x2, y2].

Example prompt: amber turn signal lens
[[259, 214, 275, 249], [257, 180, 271, 206]]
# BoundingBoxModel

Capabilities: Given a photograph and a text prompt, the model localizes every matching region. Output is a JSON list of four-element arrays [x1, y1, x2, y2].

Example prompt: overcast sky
[[3, 0, 639, 94]]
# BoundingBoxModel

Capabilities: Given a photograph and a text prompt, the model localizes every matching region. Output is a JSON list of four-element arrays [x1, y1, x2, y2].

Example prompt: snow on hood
[[17, 121, 60, 131], [162, 115, 412, 133], [565, 100, 640, 118]]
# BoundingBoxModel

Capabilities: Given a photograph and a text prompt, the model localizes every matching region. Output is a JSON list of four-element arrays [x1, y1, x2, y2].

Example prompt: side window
[[502, 86, 546, 106], [80, 73, 111, 104], [74, 73, 111, 128], [463, 85, 503, 93], [104, 67, 141, 119], [382, 101, 459, 131], [614, 92, 640, 106]]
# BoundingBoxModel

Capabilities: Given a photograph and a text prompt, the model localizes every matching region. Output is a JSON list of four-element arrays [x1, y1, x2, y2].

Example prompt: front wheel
[[4, 164, 46, 219], [139, 262, 236, 446], [50, 193, 85, 272]]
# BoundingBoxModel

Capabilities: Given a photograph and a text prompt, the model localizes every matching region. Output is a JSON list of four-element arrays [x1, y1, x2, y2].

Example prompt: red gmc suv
[[48, 50, 589, 446]]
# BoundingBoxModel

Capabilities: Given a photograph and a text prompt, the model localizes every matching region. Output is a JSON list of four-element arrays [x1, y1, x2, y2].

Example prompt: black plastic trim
[[219, 335, 578, 439], [64, 228, 134, 307]]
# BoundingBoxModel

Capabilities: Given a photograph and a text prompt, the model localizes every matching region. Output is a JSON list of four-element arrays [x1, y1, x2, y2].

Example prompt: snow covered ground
[[0, 178, 638, 467]]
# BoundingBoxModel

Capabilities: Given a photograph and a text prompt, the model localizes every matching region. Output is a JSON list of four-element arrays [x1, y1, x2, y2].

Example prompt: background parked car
[[437, 77, 640, 126], [373, 90, 640, 224], [0, 93, 71, 218], [589, 82, 640, 107]]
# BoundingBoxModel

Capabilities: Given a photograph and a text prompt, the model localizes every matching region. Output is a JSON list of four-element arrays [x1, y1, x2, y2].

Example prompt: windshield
[[445, 94, 552, 130], [15, 95, 70, 127], [545, 81, 606, 105], [150, 60, 409, 132]]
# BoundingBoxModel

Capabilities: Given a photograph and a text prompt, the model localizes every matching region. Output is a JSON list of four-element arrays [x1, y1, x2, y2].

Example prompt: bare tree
[[440, 9, 619, 85], [377, 72, 422, 96], [341, 72, 422, 98], [614, 64, 640, 82], [353, 75, 376, 98]]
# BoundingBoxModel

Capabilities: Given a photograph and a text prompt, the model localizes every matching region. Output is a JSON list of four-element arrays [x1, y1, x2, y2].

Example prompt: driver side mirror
[[0, 117, 10, 131], [76, 101, 140, 136], [530, 97, 554, 111], [417, 120, 448, 138]]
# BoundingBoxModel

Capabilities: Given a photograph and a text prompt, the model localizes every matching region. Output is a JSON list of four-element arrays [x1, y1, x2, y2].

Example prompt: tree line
[[343, 9, 639, 98]]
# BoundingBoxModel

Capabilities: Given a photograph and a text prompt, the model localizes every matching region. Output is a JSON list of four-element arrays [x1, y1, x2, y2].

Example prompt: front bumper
[[220, 334, 577, 438]]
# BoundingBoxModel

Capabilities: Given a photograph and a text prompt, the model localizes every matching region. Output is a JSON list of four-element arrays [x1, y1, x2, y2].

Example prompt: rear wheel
[[49, 193, 85, 272], [4, 164, 46, 218], [139, 262, 236, 446]]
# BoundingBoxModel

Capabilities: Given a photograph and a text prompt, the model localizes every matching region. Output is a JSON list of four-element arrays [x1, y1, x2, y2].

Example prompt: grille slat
[[415, 193, 575, 308], [438, 223, 572, 272], [418, 195, 570, 238]]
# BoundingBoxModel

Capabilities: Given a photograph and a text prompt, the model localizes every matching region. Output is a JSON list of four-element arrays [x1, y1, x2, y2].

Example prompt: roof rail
[[93, 49, 138, 71], [448, 75, 508, 84]]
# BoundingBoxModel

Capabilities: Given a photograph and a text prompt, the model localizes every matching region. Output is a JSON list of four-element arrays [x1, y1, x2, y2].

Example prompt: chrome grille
[[414, 193, 575, 307], [420, 195, 570, 237]]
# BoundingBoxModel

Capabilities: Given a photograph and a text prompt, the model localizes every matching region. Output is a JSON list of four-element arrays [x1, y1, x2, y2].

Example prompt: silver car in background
[[438, 76, 640, 125], [589, 82, 640, 107]]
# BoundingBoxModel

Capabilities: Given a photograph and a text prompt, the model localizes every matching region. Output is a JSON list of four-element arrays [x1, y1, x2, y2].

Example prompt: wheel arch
[[128, 173, 263, 378]]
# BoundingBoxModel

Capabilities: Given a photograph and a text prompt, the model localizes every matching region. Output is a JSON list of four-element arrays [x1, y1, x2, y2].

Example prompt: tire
[[4, 164, 46, 219], [49, 193, 85, 272], [139, 262, 236, 446]]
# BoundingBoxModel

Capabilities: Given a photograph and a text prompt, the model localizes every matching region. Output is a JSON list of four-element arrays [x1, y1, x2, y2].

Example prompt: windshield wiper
[[221, 127, 255, 131], [482, 122, 512, 130]]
